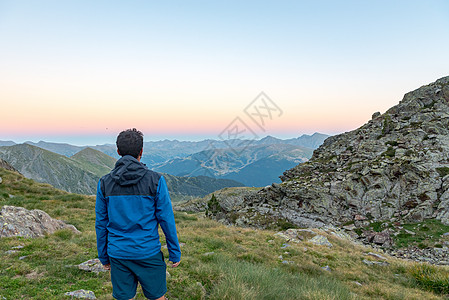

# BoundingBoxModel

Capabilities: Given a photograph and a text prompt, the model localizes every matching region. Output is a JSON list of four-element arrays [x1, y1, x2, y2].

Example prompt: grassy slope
[[0, 167, 448, 299], [0, 144, 99, 195], [71, 147, 117, 178]]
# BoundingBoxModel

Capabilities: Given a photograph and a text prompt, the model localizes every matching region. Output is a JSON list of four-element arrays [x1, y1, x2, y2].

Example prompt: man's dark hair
[[116, 128, 144, 158]]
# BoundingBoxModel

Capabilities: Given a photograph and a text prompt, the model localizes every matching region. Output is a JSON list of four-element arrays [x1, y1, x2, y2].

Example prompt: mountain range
[[0, 144, 243, 199], [0, 133, 329, 188], [152, 143, 313, 186]]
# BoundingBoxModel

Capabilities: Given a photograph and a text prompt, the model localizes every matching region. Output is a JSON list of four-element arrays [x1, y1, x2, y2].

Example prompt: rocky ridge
[[205, 76, 449, 229], [188, 76, 449, 264]]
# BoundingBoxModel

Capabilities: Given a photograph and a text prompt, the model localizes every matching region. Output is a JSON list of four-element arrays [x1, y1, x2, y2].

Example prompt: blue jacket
[[95, 155, 181, 265]]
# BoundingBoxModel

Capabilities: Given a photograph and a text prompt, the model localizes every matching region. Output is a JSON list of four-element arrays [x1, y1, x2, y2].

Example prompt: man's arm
[[155, 175, 181, 264], [95, 179, 110, 266]]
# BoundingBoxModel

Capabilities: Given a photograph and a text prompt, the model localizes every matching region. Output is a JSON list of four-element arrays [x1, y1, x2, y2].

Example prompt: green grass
[[395, 220, 449, 249], [1, 167, 449, 299], [408, 264, 449, 294]]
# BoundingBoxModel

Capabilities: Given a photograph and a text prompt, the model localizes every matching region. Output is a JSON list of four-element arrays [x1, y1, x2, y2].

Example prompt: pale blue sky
[[1, 1, 448, 145]]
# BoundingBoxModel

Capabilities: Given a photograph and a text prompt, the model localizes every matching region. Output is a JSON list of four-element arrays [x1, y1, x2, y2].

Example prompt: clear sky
[[1, 0, 448, 145]]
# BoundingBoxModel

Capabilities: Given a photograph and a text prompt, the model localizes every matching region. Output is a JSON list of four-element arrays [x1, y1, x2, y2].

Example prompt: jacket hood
[[111, 155, 148, 186]]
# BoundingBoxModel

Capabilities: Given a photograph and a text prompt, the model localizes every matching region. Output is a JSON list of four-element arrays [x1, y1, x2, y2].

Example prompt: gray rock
[[309, 235, 333, 247], [363, 259, 389, 266], [366, 252, 387, 260], [203, 252, 215, 256], [0, 176, 2, 184], [321, 265, 331, 271], [77, 259, 107, 273], [274, 229, 305, 243], [0, 205, 80, 238], [64, 289, 96, 299], [373, 230, 393, 247], [280, 243, 290, 249]]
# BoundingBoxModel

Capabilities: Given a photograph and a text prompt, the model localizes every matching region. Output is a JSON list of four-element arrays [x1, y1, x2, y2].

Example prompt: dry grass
[[0, 167, 449, 299]]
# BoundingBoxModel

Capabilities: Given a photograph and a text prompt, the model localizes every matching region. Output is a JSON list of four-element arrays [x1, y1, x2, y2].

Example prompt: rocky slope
[[204, 76, 449, 230], [0, 158, 18, 173]]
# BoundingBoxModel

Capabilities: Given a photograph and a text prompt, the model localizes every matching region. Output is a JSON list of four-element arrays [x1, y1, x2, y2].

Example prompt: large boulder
[[0, 205, 80, 238]]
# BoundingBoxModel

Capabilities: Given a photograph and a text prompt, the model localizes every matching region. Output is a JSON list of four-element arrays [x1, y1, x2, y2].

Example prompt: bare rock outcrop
[[0, 205, 80, 238], [0, 158, 19, 173]]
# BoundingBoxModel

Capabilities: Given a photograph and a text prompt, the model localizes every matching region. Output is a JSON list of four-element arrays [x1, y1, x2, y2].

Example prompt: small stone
[[363, 259, 389, 266], [166, 270, 171, 278], [5, 250, 17, 255], [203, 252, 215, 256], [321, 265, 331, 272], [0, 177, 2, 184], [267, 240, 274, 243], [19, 256, 28, 260], [343, 224, 356, 231], [282, 260, 294, 264], [280, 243, 290, 249], [354, 215, 367, 221], [12, 245, 24, 249], [366, 252, 387, 260], [64, 289, 96, 299], [353, 281, 363, 286], [278, 255, 283, 260], [78, 259, 107, 273], [8, 194, 14, 198]]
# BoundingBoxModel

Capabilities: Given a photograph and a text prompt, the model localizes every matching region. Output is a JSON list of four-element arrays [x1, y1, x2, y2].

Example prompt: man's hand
[[171, 261, 181, 268], [103, 263, 111, 270]]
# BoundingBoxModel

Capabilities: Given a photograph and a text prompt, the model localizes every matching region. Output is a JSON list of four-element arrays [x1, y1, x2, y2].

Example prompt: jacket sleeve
[[95, 179, 110, 265], [155, 175, 181, 262]]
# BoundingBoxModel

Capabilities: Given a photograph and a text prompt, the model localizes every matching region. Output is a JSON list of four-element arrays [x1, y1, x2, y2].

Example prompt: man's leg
[[110, 258, 139, 300]]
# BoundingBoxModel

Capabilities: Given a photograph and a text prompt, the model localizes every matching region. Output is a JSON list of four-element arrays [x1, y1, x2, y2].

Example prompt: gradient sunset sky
[[1, 1, 448, 145]]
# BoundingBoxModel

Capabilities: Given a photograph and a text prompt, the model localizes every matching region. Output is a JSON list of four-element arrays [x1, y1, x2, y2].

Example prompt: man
[[96, 128, 181, 300]]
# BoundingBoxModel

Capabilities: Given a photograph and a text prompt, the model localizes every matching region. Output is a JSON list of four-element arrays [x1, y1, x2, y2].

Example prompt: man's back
[[96, 128, 181, 300], [96, 155, 181, 264]]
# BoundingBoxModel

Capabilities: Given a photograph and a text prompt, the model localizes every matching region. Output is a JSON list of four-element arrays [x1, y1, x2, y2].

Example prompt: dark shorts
[[110, 251, 167, 300]]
